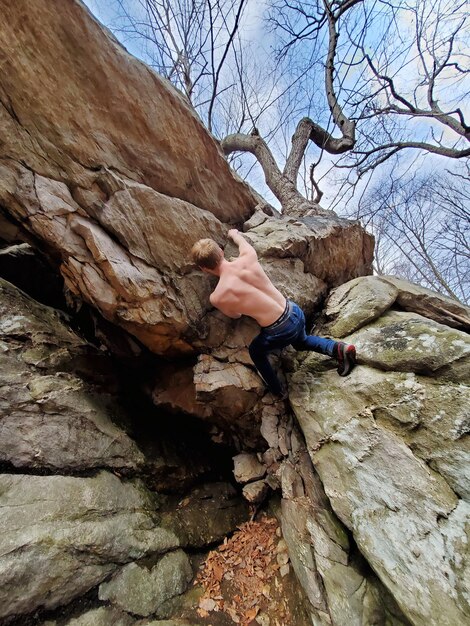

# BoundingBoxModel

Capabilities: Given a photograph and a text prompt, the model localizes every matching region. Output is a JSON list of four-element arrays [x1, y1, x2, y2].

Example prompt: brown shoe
[[336, 342, 356, 376]]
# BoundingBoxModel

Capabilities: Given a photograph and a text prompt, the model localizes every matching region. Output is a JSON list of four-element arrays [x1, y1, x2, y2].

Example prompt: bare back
[[210, 253, 286, 327]]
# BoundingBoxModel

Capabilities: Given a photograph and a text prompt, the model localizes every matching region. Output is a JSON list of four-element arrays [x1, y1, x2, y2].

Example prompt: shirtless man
[[191, 229, 356, 397]]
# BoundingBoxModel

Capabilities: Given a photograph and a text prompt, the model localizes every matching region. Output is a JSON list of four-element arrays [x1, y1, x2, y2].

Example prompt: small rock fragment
[[242, 480, 270, 503], [233, 453, 266, 484]]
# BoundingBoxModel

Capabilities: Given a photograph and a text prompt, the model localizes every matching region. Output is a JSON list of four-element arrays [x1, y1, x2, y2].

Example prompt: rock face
[[0, 277, 254, 623], [0, 0, 254, 219], [0, 0, 373, 358], [0, 276, 224, 493], [5, 1, 461, 625], [0, 0, 256, 355], [243, 212, 374, 288], [323, 274, 470, 336], [0, 472, 180, 619], [289, 276, 470, 626], [0, 277, 145, 471], [99, 550, 193, 618]]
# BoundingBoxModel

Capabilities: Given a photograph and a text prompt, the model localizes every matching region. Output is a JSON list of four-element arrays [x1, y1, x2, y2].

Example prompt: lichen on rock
[[289, 275, 470, 626]]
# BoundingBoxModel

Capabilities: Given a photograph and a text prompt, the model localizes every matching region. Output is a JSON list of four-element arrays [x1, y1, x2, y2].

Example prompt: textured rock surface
[[0, 472, 179, 619], [0, 0, 253, 221], [192, 354, 266, 446], [0, 277, 217, 488], [0, 0, 375, 359], [323, 275, 399, 337], [99, 550, 193, 617], [244, 213, 374, 287], [158, 483, 250, 548], [138, 619, 197, 626], [42, 613, 199, 626], [259, 404, 411, 626], [0, 278, 144, 470], [0, 0, 257, 355], [349, 310, 469, 381], [242, 479, 270, 503], [4, 1, 463, 624], [299, 365, 469, 501], [289, 275, 470, 626], [42, 614, 198, 626], [322, 274, 470, 337], [382, 276, 470, 332], [279, 496, 409, 626], [41, 607, 135, 626], [232, 452, 266, 483]]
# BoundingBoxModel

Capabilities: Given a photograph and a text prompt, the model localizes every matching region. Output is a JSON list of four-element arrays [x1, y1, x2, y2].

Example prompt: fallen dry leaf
[[195, 515, 292, 626]]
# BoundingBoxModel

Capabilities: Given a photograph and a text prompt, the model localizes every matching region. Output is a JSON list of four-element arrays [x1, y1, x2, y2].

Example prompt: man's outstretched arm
[[228, 229, 257, 259]]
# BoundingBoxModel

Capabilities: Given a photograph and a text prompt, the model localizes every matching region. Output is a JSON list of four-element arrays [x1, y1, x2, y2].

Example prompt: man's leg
[[292, 332, 356, 376], [291, 332, 336, 356], [291, 309, 356, 376], [249, 333, 286, 396]]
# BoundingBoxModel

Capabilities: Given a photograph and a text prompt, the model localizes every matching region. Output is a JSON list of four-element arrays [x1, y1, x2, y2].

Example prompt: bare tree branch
[[309, 163, 324, 203], [207, 0, 247, 131], [221, 132, 326, 214]]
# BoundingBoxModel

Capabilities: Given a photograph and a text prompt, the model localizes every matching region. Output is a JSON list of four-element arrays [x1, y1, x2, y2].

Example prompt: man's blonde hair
[[191, 238, 223, 270]]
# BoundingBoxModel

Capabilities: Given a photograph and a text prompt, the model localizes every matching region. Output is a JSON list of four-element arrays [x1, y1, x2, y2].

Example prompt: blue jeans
[[249, 301, 336, 395]]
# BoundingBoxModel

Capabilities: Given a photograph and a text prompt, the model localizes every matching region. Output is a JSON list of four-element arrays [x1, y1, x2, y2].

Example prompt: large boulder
[[243, 212, 374, 287], [0, 0, 256, 355], [279, 496, 410, 626], [0, 0, 254, 220], [0, 472, 180, 620], [0, 277, 144, 471], [322, 274, 470, 337], [0, 277, 215, 489], [322, 275, 399, 337], [349, 310, 469, 382], [382, 276, 470, 332], [289, 276, 470, 626], [0, 0, 374, 358], [99, 550, 193, 618]]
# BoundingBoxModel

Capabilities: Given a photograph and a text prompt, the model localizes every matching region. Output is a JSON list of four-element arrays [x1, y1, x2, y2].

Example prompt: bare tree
[[257, 0, 470, 206], [221, 0, 360, 215], [341, 0, 470, 175], [92, 0, 469, 220], [109, 0, 248, 132], [222, 0, 468, 215], [354, 165, 470, 303]]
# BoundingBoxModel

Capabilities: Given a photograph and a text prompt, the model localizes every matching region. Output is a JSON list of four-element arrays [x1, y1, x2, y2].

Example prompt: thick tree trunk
[[221, 132, 331, 216]]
